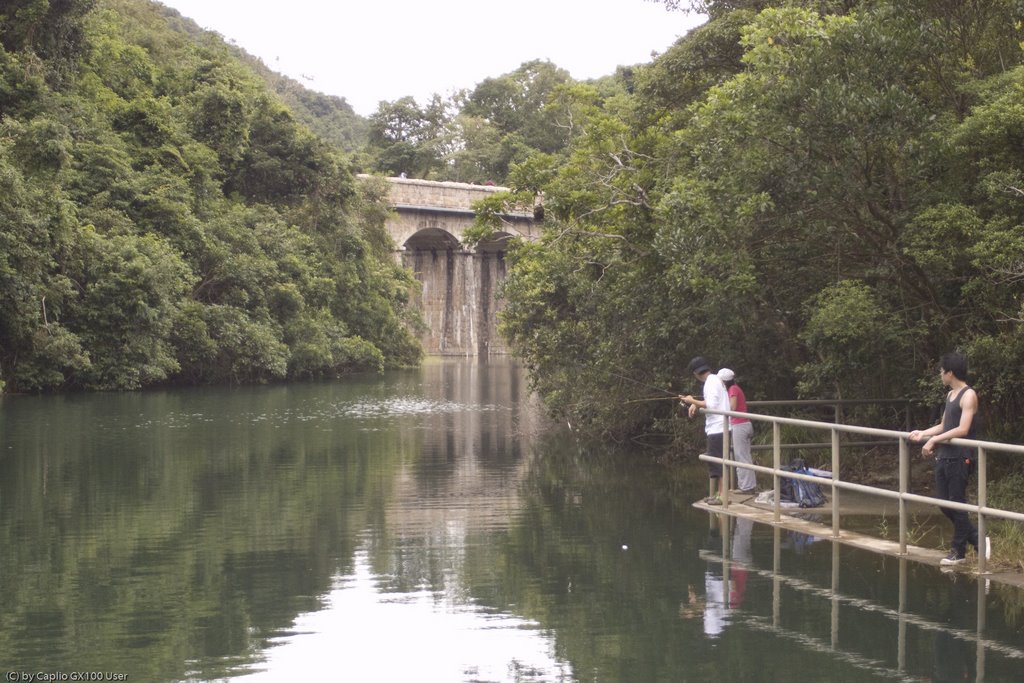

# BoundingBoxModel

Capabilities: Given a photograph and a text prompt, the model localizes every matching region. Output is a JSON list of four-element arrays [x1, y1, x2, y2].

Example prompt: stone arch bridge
[[360, 176, 541, 355]]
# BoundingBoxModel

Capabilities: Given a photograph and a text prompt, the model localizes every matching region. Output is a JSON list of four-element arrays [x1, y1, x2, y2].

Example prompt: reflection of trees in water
[[5, 363, 1024, 680], [480, 438, 706, 681], [0, 361, 540, 677], [0, 382, 420, 677]]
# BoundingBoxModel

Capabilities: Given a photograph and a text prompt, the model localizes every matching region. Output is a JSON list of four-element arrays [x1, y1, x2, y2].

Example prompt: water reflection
[[932, 574, 978, 682], [693, 514, 1024, 682], [236, 550, 570, 682], [0, 359, 563, 681], [2, 359, 1023, 682]]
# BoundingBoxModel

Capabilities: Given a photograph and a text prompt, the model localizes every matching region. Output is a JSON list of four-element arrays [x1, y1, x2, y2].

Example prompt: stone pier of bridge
[[360, 175, 541, 356]]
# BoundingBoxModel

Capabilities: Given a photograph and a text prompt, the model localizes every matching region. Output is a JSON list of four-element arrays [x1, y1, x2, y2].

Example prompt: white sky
[[157, 0, 706, 116]]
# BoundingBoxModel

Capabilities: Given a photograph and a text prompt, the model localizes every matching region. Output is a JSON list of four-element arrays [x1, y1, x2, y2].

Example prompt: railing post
[[977, 569, 987, 682], [772, 525, 781, 629], [898, 558, 907, 672], [898, 437, 908, 555], [831, 541, 840, 649], [773, 422, 782, 523], [722, 514, 731, 610], [831, 428, 840, 538], [723, 416, 732, 507], [977, 446, 988, 575]]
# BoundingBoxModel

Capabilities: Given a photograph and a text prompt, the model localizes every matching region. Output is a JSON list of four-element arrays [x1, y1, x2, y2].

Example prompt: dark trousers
[[705, 432, 723, 479], [935, 457, 978, 556]]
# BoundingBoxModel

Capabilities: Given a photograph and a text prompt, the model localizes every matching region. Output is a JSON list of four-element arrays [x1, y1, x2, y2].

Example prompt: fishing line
[[605, 369, 678, 397]]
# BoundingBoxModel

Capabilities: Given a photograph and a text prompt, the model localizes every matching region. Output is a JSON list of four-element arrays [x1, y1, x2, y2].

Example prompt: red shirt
[[728, 384, 749, 425]]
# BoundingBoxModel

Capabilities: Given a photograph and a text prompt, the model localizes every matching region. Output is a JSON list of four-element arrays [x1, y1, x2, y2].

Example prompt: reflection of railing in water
[[705, 519, 1023, 682], [743, 616, 918, 682], [698, 401, 1024, 575]]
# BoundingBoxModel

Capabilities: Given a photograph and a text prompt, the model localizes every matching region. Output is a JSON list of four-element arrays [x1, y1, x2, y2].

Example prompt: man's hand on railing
[[907, 431, 937, 457]]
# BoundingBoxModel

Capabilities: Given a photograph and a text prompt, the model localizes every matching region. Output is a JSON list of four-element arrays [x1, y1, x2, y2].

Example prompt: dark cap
[[688, 356, 712, 375]]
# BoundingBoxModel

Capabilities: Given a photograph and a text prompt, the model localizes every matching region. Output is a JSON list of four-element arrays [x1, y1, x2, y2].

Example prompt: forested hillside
[[0, 0, 420, 392], [479, 0, 1024, 448], [7, 0, 1024, 453]]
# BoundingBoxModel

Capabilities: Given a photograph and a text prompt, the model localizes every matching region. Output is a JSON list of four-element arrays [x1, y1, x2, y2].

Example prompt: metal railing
[[700, 406, 1024, 574], [747, 398, 914, 431]]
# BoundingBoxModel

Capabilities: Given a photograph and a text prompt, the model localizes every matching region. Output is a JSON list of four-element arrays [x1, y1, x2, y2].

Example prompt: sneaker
[[940, 550, 966, 566], [705, 496, 723, 506]]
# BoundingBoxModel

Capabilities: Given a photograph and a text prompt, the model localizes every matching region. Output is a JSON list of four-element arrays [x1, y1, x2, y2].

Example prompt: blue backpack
[[780, 459, 828, 508]]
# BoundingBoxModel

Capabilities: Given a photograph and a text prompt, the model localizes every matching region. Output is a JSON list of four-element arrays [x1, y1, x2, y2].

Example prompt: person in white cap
[[719, 368, 756, 494]]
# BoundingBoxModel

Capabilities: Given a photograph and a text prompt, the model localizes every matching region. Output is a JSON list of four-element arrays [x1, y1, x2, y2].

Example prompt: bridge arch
[[400, 226, 516, 255], [403, 226, 461, 252]]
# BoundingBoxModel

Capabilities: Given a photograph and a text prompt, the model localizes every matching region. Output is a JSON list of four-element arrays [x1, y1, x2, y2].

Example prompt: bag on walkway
[[780, 458, 827, 508]]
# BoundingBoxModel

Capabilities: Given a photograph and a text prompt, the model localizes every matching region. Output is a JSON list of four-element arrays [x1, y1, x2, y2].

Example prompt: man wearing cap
[[681, 356, 730, 505]]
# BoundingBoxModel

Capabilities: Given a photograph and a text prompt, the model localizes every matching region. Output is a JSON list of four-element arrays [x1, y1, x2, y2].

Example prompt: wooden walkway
[[693, 490, 1024, 587]]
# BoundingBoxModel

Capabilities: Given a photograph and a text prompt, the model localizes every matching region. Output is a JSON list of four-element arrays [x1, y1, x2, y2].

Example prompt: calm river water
[[1, 358, 1022, 681]]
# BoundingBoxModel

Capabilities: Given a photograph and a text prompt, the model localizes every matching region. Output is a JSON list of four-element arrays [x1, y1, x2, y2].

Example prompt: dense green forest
[[0, 0, 421, 392], [5, 0, 1024, 459], [0, 0, 613, 394], [473, 0, 1024, 451]]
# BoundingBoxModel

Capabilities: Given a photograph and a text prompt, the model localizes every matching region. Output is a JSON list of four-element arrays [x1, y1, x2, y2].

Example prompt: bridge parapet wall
[[382, 176, 531, 216]]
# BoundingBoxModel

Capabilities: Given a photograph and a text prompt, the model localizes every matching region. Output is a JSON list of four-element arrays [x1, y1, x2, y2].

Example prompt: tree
[[0, 0, 97, 85], [0, 0, 422, 392], [0, 136, 86, 391], [797, 280, 910, 399], [366, 96, 444, 178], [496, 0, 1024, 439], [67, 227, 195, 390]]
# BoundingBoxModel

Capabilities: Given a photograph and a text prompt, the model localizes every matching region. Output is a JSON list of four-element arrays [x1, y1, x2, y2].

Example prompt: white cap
[[718, 368, 735, 382]]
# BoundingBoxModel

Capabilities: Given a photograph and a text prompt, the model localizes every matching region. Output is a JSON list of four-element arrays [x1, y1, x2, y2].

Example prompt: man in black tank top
[[909, 352, 987, 566]]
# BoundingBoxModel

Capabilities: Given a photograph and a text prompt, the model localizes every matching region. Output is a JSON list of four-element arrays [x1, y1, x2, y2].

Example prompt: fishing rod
[[605, 369, 679, 398], [605, 368, 707, 406], [624, 395, 683, 404]]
